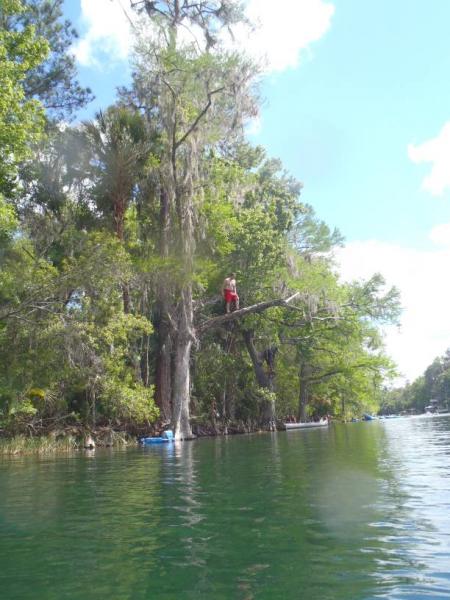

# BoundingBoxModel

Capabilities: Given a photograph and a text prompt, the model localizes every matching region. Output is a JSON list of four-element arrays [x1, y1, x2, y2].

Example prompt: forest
[[381, 349, 450, 415], [0, 0, 402, 445]]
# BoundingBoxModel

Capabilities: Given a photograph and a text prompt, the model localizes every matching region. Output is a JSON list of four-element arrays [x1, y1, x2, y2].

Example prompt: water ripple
[[1, 417, 450, 598]]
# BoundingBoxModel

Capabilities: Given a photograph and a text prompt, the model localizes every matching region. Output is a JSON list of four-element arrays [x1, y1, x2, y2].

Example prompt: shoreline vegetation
[[0, 421, 287, 456], [1, 408, 443, 456], [0, 427, 134, 456], [1, 1, 416, 445]]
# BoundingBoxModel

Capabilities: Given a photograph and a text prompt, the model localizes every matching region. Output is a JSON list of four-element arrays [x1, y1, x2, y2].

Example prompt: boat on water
[[141, 430, 174, 445], [285, 419, 328, 430], [362, 413, 378, 421]]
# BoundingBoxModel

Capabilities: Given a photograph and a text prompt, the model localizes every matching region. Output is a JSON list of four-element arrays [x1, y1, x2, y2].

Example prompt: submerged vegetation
[[0, 1, 401, 449]]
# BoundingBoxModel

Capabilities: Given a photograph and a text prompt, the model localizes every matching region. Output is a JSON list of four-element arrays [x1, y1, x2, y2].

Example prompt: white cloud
[[335, 236, 450, 383], [408, 122, 450, 196], [429, 223, 450, 247], [73, 0, 134, 67], [74, 0, 335, 73], [232, 0, 335, 72]]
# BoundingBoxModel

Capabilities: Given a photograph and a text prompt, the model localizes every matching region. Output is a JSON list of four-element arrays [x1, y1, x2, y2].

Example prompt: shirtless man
[[222, 273, 239, 313]]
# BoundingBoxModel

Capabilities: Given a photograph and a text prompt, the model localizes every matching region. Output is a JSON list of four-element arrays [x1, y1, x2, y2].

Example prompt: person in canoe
[[222, 272, 239, 313]]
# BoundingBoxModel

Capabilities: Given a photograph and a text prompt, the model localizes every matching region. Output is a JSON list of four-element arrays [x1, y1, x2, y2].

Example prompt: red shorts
[[224, 290, 238, 303]]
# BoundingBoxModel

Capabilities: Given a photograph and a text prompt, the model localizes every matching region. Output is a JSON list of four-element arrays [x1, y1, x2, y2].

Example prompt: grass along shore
[[0, 429, 136, 456]]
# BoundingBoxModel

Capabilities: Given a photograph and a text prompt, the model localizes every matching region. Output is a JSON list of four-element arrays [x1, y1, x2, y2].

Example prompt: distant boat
[[285, 420, 329, 430]]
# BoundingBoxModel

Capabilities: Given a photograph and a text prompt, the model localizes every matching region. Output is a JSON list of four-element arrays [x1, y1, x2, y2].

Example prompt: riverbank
[[0, 419, 284, 456]]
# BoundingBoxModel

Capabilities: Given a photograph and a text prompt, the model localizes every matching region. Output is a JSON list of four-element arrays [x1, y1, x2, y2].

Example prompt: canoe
[[285, 420, 328, 430]]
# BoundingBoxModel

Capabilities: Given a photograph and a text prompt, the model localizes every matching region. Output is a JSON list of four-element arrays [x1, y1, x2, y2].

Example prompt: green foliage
[[290, 203, 344, 256], [382, 349, 450, 415], [348, 274, 401, 324], [0, 0, 48, 195], [4, 0, 93, 119], [231, 205, 286, 296], [79, 106, 153, 239], [0, 230, 157, 431], [0, 0, 404, 440], [101, 379, 157, 425], [0, 194, 17, 244]]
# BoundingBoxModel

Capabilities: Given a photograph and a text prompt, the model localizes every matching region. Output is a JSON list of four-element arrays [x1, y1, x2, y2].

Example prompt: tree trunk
[[140, 334, 149, 386], [122, 285, 131, 314], [154, 187, 173, 422], [172, 286, 193, 439], [264, 347, 277, 392], [113, 194, 131, 313], [242, 329, 276, 429], [171, 167, 194, 439], [298, 362, 311, 422], [155, 330, 172, 421], [139, 287, 150, 386], [242, 330, 271, 387]]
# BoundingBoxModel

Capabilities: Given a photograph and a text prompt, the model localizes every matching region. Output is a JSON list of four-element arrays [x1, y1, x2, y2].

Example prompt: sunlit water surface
[[1, 415, 450, 599]]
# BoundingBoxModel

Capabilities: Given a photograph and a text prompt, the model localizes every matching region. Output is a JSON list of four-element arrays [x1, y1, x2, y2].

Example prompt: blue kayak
[[141, 430, 174, 444], [362, 414, 377, 421]]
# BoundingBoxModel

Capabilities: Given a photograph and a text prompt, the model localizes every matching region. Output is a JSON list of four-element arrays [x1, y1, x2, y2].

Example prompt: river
[[1, 415, 450, 599]]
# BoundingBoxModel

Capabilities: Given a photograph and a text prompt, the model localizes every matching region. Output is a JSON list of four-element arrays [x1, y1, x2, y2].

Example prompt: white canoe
[[285, 420, 329, 430]]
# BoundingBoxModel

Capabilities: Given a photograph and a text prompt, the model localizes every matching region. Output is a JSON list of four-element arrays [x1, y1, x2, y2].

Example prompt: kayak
[[285, 420, 328, 430], [362, 414, 377, 421], [141, 430, 174, 444], [142, 437, 171, 444]]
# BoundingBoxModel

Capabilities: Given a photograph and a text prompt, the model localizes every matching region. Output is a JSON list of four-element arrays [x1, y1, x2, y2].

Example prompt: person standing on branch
[[222, 273, 239, 313]]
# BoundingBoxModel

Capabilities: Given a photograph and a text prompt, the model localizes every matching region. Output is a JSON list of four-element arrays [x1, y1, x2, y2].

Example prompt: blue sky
[[254, 0, 450, 248], [63, 0, 450, 382]]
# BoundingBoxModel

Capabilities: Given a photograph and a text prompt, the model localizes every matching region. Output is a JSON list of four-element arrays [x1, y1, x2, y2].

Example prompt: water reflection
[[374, 416, 450, 598], [0, 449, 164, 599], [1, 418, 450, 599]]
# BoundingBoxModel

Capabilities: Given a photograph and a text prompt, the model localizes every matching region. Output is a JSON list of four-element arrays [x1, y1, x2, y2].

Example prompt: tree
[[385, 348, 450, 415], [287, 274, 400, 421], [0, 230, 158, 432], [4, 0, 93, 120], [0, 0, 406, 441], [0, 0, 48, 197], [80, 107, 153, 312], [128, 0, 258, 438]]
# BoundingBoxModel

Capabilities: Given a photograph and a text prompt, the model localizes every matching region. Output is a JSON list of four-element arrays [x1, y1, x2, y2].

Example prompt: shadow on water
[[1, 417, 450, 599]]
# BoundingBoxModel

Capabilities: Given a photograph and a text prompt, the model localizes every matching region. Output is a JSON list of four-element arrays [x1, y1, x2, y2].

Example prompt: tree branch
[[197, 292, 300, 335], [175, 86, 225, 149], [306, 361, 378, 384]]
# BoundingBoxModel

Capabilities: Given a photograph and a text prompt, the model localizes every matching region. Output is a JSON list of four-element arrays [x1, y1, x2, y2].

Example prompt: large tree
[[80, 106, 153, 312], [129, 0, 258, 438]]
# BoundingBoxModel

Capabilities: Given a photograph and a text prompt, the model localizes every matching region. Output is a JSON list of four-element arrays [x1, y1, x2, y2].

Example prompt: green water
[[2, 416, 450, 599]]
